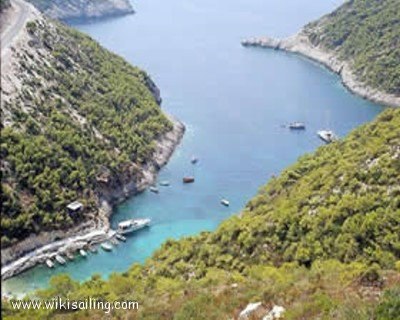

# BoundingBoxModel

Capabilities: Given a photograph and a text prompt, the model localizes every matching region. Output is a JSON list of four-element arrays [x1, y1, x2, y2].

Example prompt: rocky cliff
[[27, 0, 134, 21], [0, 0, 11, 12]]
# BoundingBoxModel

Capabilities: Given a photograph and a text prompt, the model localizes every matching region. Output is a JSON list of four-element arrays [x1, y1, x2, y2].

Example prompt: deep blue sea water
[[3, 0, 384, 295]]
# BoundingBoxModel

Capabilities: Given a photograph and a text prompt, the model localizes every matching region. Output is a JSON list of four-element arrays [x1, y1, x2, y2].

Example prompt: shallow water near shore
[[3, 0, 384, 295]]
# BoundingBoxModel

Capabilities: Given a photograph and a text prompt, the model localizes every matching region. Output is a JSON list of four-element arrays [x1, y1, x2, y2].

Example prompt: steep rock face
[[0, 0, 11, 12], [26, 0, 134, 21]]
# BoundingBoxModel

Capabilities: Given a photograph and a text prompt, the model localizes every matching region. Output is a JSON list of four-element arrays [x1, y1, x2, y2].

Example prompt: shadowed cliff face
[[0, 0, 11, 12], [26, 0, 134, 21]]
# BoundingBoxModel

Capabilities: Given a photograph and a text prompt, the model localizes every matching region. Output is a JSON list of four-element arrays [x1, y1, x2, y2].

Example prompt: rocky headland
[[27, 0, 134, 21], [241, 33, 400, 108]]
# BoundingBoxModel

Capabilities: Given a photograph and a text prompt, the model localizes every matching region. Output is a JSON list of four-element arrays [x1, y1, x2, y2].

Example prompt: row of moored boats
[[45, 219, 149, 268]]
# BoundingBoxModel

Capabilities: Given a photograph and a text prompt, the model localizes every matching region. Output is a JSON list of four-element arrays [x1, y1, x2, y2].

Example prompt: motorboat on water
[[288, 122, 306, 130], [116, 234, 127, 242], [149, 186, 159, 193], [111, 238, 119, 245], [183, 176, 195, 183], [117, 218, 151, 235], [191, 156, 199, 164], [79, 249, 87, 257], [89, 245, 98, 253], [55, 255, 66, 265], [66, 252, 75, 260], [45, 259, 54, 268], [317, 130, 337, 143], [101, 243, 113, 251], [221, 199, 230, 207], [159, 180, 170, 187]]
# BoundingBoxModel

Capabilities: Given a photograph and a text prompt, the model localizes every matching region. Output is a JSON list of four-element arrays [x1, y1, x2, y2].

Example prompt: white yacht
[[79, 249, 87, 257], [55, 255, 66, 265], [317, 130, 337, 143], [117, 218, 151, 235], [45, 259, 54, 268], [101, 242, 113, 251], [116, 234, 127, 242], [221, 199, 230, 207]]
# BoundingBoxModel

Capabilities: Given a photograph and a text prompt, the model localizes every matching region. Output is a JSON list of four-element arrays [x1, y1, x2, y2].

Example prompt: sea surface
[[3, 0, 384, 295]]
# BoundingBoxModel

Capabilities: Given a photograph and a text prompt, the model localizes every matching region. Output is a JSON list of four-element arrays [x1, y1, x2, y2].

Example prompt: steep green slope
[[3, 109, 400, 320], [305, 0, 400, 95], [151, 108, 400, 278], [1, 19, 173, 246]]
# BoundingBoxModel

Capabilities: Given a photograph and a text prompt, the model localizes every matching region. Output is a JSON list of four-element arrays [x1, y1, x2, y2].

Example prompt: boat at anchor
[[117, 218, 151, 235]]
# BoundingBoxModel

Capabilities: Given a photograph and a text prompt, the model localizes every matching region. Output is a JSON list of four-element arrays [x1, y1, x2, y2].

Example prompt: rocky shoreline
[[241, 33, 400, 108], [26, 0, 134, 21], [1, 117, 185, 281]]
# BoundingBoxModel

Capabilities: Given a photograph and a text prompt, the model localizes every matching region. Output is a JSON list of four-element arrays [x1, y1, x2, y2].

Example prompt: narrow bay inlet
[[2, 0, 399, 319], [2, 0, 384, 294]]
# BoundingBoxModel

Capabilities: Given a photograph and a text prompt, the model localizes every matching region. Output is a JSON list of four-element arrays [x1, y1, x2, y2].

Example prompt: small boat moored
[[111, 238, 119, 245], [221, 199, 230, 207], [117, 218, 151, 235], [101, 243, 113, 251], [149, 186, 159, 193], [159, 180, 170, 187], [45, 259, 54, 268], [66, 252, 75, 260], [79, 249, 87, 257], [288, 122, 306, 130], [191, 156, 199, 164], [183, 176, 195, 183], [55, 255, 66, 265], [116, 234, 127, 242], [89, 245, 98, 253], [317, 130, 337, 143]]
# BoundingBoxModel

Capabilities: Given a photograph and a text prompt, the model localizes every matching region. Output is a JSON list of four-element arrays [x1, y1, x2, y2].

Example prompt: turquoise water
[[3, 0, 384, 295]]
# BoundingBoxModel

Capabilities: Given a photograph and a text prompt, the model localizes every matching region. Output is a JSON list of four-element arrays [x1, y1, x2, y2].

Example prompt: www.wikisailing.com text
[[10, 297, 139, 314]]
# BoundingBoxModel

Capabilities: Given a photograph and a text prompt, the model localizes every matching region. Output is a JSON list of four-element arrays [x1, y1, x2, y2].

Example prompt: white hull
[[118, 218, 151, 235], [55, 255, 66, 265]]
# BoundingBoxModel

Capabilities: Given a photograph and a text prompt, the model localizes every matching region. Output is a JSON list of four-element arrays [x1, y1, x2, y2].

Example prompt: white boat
[[221, 199, 230, 207], [117, 218, 151, 235], [79, 249, 87, 257], [159, 180, 170, 187], [45, 259, 54, 268], [116, 234, 127, 242], [191, 156, 199, 164], [317, 130, 337, 143], [101, 243, 113, 251], [66, 252, 75, 260], [289, 122, 306, 130], [89, 245, 98, 253], [149, 186, 159, 193], [111, 238, 119, 245], [55, 255, 66, 265]]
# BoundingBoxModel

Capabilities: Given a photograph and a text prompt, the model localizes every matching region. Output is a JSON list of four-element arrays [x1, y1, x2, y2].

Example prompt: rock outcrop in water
[[27, 0, 134, 21]]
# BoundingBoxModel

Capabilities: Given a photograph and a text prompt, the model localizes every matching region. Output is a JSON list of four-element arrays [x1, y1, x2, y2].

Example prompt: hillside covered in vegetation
[[3, 109, 400, 320], [2, 0, 400, 319], [305, 0, 400, 96], [1, 17, 175, 247]]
